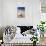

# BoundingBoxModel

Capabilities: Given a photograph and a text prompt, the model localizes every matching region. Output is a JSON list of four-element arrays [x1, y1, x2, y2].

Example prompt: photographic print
[[17, 7, 25, 18]]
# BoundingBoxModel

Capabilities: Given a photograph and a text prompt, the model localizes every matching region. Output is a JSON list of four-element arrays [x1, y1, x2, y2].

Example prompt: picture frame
[[17, 7, 25, 18]]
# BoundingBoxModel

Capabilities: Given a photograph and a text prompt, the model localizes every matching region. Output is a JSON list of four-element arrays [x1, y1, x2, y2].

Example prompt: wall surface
[[0, 0, 41, 27]]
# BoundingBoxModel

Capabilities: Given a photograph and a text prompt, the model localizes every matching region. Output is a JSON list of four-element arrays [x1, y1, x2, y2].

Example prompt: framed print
[[17, 7, 25, 18]]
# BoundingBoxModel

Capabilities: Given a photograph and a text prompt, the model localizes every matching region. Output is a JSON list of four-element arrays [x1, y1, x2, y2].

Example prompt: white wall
[[0, 0, 3, 26], [0, 0, 41, 27]]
